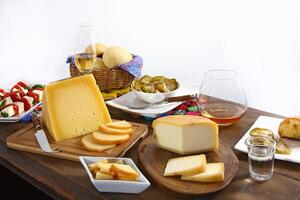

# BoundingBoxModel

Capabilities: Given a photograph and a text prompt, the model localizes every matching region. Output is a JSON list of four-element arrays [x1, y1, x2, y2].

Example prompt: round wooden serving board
[[138, 135, 239, 196]]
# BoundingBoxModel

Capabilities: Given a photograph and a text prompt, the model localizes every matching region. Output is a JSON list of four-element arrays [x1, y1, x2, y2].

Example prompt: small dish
[[131, 82, 180, 104], [234, 115, 300, 164], [79, 156, 151, 193], [0, 102, 42, 123]]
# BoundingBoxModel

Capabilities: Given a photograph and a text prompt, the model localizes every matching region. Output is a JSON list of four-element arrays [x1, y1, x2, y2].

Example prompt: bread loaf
[[279, 117, 300, 139]]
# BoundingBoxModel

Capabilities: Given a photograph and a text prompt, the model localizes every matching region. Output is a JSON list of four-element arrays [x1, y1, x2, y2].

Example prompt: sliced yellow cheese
[[163, 154, 206, 176], [153, 115, 218, 155], [99, 124, 133, 135], [42, 74, 112, 141], [106, 120, 132, 130], [181, 163, 225, 182], [81, 134, 116, 152], [110, 163, 139, 178], [93, 131, 130, 144], [95, 172, 114, 180]]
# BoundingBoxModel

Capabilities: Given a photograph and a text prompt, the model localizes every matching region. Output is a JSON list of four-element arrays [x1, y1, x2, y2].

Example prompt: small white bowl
[[131, 82, 180, 104], [79, 156, 151, 194]]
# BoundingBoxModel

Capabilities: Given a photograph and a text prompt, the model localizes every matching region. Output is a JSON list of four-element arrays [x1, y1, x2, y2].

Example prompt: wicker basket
[[69, 64, 134, 92]]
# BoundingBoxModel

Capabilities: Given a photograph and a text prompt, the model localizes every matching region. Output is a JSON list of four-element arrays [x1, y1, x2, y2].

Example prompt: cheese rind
[[181, 163, 225, 182], [42, 74, 112, 141], [163, 154, 206, 176], [153, 115, 218, 155]]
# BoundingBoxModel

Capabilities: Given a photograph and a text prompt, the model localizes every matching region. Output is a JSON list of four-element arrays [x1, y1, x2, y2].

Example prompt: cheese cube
[[42, 74, 112, 141], [153, 115, 218, 155], [181, 163, 224, 182]]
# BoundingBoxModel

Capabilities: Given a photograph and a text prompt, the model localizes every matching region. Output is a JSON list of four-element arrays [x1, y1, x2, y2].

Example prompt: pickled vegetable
[[250, 128, 275, 139], [276, 139, 291, 155], [249, 127, 291, 155], [132, 75, 178, 93]]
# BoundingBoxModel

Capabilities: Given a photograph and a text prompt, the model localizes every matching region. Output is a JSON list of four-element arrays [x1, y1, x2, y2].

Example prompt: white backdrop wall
[[0, 0, 300, 116]]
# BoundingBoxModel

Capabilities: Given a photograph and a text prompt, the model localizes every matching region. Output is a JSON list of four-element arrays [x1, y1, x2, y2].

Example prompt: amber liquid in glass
[[75, 53, 96, 73], [201, 102, 246, 126]]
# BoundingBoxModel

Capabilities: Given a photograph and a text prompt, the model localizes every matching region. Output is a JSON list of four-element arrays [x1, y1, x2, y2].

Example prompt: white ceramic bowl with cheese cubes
[[79, 156, 151, 194]]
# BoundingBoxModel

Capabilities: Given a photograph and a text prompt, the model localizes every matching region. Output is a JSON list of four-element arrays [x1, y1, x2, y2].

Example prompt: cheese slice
[[164, 154, 206, 176], [99, 124, 133, 135], [181, 163, 224, 182], [106, 120, 132, 130], [81, 134, 116, 152], [42, 74, 112, 141], [93, 131, 130, 144], [153, 115, 218, 155]]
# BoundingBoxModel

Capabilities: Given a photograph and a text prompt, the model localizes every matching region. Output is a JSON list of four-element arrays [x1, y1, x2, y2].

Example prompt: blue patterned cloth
[[67, 54, 143, 78], [117, 55, 143, 78]]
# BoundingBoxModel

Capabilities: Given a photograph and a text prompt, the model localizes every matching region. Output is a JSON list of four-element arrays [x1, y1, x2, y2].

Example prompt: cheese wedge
[[99, 124, 133, 135], [110, 163, 139, 178], [181, 163, 225, 182], [93, 131, 130, 144], [95, 172, 114, 180], [106, 121, 132, 130], [153, 115, 218, 155], [163, 154, 206, 176], [42, 74, 112, 141], [81, 134, 116, 152]]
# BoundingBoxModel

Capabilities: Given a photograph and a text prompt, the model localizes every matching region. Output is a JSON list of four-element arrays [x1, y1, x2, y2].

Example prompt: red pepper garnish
[[10, 85, 25, 97], [17, 81, 29, 90], [3, 103, 19, 115], [26, 91, 39, 103], [9, 92, 21, 101], [0, 89, 6, 97], [19, 98, 31, 111], [34, 87, 44, 91]]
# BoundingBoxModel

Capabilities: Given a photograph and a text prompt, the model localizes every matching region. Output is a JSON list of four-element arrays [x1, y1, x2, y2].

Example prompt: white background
[[0, 0, 299, 116]]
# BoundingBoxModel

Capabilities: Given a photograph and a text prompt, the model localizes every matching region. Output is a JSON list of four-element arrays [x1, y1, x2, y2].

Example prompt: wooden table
[[0, 106, 300, 200]]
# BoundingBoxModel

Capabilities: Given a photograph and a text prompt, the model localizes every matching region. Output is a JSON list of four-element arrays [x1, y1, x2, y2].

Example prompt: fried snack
[[279, 117, 300, 139]]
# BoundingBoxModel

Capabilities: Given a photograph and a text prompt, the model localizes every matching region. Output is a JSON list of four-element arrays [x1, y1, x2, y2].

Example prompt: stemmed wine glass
[[74, 23, 96, 74], [198, 69, 247, 126]]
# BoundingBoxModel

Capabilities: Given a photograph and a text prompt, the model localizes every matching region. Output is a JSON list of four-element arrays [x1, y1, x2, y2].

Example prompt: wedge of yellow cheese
[[42, 74, 112, 141], [163, 154, 206, 176], [181, 163, 224, 182], [153, 115, 218, 155]]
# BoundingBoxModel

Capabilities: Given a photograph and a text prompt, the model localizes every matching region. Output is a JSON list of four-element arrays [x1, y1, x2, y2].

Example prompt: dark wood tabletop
[[1, 106, 300, 200]]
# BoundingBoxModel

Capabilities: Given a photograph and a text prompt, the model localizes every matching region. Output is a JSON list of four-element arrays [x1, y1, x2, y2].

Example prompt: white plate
[[106, 86, 198, 118], [0, 102, 41, 123], [79, 156, 151, 194], [234, 115, 300, 164]]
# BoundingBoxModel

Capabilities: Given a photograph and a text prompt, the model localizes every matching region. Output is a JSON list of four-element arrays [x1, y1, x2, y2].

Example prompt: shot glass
[[246, 136, 276, 181]]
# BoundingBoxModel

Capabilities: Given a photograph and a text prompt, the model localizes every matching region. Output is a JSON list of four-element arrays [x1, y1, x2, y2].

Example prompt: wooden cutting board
[[138, 135, 239, 196], [6, 120, 148, 161]]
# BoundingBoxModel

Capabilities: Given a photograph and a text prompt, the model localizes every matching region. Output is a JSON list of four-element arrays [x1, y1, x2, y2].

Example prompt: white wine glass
[[74, 23, 96, 74], [198, 69, 247, 126]]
